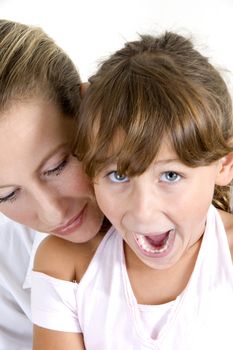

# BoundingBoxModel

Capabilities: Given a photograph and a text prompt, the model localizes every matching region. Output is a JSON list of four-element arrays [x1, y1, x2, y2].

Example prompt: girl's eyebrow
[[106, 158, 182, 167], [154, 158, 181, 165]]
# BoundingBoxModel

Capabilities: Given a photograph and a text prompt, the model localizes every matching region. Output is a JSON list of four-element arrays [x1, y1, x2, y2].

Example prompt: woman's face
[[0, 96, 103, 243]]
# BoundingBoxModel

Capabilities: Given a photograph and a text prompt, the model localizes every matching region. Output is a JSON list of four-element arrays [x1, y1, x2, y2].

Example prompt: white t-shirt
[[0, 213, 46, 350], [31, 205, 233, 349]]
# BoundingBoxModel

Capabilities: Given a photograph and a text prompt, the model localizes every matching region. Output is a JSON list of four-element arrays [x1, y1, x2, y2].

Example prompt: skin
[[33, 232, 103, 350], [0, 96, 103, 243], [0, 94, 102, 350], [32, 134, 233, 349], [94, 137, 221, 269], [94, 136, 233, 304]]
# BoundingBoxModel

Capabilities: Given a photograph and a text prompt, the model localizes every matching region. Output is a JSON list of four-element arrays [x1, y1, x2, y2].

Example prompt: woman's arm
[[33, 325, 85, 350]]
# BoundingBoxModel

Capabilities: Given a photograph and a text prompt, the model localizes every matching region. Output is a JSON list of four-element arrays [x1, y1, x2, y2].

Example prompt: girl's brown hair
[[0, 19, 81, 116], [76, 32, 233, 212]]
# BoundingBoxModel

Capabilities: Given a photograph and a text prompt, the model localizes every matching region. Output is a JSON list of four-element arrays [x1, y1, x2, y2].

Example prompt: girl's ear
[[215, 152, 233, 186]]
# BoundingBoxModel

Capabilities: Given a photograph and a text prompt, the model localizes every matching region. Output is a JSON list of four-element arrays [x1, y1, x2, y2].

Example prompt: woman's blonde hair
[[76, 32, 233, 212], [0, 19, 81, 116]]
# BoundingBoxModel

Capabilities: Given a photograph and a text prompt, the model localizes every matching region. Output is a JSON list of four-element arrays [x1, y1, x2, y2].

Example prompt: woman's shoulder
[[33, 233, 104, 282], [218, 209, 233, 261]]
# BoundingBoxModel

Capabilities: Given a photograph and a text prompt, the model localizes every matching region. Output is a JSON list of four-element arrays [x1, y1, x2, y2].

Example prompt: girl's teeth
[[135, 231, 172, 254]]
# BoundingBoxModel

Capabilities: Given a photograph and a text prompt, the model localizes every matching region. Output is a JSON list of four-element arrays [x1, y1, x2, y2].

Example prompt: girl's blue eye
[[44, 157, 69, 177], [160, 171, 181, 183], [107, 171, 129, 183]]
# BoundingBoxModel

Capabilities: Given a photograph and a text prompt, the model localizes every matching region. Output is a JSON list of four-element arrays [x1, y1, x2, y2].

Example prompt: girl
[[32, 32, 233, 349]]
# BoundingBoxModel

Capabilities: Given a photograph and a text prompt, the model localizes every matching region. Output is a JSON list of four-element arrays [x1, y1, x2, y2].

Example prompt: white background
[[0, 0, 233, 86]]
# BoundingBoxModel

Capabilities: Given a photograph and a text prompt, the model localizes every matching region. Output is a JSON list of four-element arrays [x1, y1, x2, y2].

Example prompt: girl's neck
[[123, 237, 202, 305]]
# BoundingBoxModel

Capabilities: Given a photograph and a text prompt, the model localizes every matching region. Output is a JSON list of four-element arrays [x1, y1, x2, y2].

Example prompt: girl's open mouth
[[134, 230, 175, 257]]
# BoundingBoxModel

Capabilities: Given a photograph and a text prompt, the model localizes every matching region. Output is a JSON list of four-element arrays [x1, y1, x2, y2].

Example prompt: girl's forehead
[[109, 129, 177, 160], [155, 136, 177, 157]]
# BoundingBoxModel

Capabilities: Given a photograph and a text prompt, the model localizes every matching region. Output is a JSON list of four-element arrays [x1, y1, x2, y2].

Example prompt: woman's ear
[[215, 152, 233, 186]]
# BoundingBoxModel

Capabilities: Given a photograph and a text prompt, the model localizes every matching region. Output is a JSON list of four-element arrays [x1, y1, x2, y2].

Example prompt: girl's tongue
[[146, 232, 168, 248], [134, 230, 174, 257]]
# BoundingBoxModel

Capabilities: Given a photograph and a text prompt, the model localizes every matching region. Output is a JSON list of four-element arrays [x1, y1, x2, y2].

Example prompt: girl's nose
[[124, 183, 158, 228]]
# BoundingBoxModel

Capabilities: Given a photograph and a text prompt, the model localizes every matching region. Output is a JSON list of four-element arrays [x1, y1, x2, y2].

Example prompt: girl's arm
[[33, 326, 85, 350], [32, 235, 90, 350]]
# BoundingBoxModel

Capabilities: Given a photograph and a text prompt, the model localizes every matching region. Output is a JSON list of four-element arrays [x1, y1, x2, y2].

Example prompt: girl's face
[[94, 137, 223, 270], [0, 97, 103, 243]]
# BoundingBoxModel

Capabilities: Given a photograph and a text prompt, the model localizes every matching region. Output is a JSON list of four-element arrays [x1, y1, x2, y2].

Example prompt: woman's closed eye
[[0, 189, 19, 204], [0, 156, 73, 205], [43, 156, 70, 177]]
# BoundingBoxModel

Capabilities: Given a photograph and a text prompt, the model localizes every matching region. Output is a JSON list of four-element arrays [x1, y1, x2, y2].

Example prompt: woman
[[0, 19, 103, 350]]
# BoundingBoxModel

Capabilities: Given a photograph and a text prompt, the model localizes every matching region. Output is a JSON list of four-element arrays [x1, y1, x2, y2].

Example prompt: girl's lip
[[51, 205, 87, 236]]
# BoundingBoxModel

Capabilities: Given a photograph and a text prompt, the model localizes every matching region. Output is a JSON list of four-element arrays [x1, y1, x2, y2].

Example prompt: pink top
[[31, 205, 233, 349]]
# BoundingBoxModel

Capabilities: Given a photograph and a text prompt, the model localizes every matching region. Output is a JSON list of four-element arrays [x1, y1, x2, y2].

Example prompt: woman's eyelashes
[[0, 156, 72, 204], [0, 189, 19, 204], [43, 156, 70, 177]]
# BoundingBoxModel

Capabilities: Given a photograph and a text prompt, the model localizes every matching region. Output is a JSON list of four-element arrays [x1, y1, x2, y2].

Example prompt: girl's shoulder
[[33, 233, 104, 283], [218, 209, 233, 261]]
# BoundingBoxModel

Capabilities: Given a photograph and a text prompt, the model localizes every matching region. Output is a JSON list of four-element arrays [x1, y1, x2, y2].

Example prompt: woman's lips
[[51, 205, 87, 236]]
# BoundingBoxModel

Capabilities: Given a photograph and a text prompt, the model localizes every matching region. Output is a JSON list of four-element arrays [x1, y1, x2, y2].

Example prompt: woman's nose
[[33, 186, 68, 227]]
